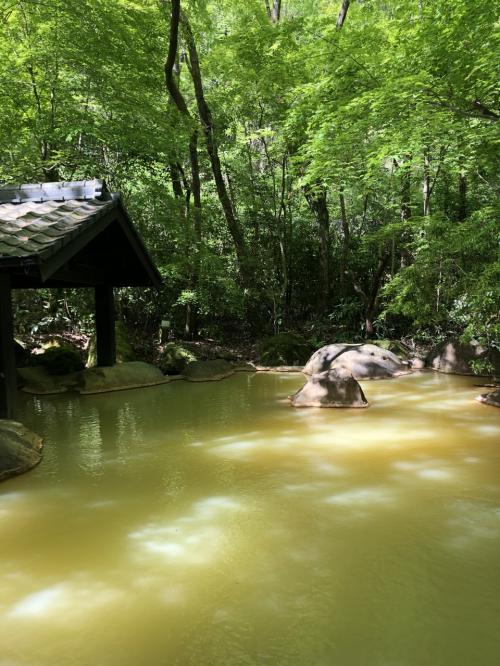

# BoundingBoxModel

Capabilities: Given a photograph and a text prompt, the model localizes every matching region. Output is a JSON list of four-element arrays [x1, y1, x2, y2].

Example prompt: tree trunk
[[364, 252, 390, 338], [395, 155, 412, 268], [458, 170, 467, 221], [304, 186, 330, 311], [164, 0, 202, 337], [423, 150, 431, 216], [181, 12, 250, 288], [339, 188, 350, 289], [271, 0, 281, 23], [400, 156, 412, 223], [336, 0, 351, 29]]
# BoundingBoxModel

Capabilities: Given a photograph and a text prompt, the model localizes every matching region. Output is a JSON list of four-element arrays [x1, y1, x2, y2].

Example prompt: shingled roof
[[0, 179, 161, 288]]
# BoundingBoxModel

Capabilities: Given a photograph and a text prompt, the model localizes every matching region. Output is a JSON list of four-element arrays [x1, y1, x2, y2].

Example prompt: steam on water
[[1, 372, 499, 665]]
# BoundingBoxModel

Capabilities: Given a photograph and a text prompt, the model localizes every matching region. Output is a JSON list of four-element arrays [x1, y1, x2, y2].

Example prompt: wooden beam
[[0, 273, 17, 419], [50, 264, 111, 286], [95, 285, 116, 367]]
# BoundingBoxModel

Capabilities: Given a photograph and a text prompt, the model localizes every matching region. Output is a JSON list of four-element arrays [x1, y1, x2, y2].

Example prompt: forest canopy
[[1, 0, 498, 348]]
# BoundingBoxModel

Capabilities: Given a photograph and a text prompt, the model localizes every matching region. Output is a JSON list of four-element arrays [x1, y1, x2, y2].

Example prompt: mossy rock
[[427, 339, 500, 376], [17, 366, 78, 394], [291, 368, 369, 408], [260, 333, 313, 367], [159, 343, 197, 375], [78, 362, 168, 394], [31, 345, 84, 376], [0, 420, 43, 482], [183, 359, 234, 382], [87, 321, 136, 367]]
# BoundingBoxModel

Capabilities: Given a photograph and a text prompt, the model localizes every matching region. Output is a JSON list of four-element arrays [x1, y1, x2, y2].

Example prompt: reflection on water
[[1, 372, 500, 665]]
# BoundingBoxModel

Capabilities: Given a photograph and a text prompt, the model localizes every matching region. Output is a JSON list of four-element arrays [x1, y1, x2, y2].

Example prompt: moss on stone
[[78, 362, 168, 394], [183, 359, 234, 382], [159, 343, 197, 375], [32, 345, 84, 375], [260, 333, 313, 367]]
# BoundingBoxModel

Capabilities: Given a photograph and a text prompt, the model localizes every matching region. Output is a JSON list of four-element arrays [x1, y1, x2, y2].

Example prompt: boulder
[[475, 389, 500, 408], [304, 343, 411, 380], [330, 345, 411, 379], [303, 343, 360, 375], [0, 420, 43, 482], [78, 362, 168, 394], [159, 343, 197, 374], [291, 368, 368, 408], [183, 359, 234, 382], [426, 340, 500, 376], [18, 366, 76, 395], [409, 357, 426, 370]]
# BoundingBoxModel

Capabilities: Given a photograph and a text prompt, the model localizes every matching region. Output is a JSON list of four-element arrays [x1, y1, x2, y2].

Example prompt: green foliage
[[381, 207, 500, 343], [2, 0, 498, 347], [260, 332, 313, 366]]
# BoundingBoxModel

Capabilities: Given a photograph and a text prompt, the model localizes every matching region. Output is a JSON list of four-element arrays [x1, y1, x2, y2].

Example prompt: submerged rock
[[426, 340, 500, 376], [78, 362, 168, 394], [183, 359, 234, 382], [475, 389, 500, 408], [291, 368, 368, 408], [0, 420, 43, 482]]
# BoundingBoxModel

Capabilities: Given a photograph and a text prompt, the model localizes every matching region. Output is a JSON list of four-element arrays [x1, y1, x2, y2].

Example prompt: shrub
[[260, 333, 314, 366], [32, 346, 84, 375]]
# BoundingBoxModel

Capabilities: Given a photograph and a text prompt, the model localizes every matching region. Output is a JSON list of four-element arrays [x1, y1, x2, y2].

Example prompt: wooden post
[[95, 285, 116, 367], [0, 273, 16, 419]]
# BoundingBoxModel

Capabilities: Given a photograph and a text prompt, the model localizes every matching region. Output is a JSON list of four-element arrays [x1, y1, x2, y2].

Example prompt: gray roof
[[0, 197, 114, 261], [0, 179, 161, 288]]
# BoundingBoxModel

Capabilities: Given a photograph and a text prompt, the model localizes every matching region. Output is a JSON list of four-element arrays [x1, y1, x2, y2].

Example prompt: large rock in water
[[18, 366, 78, 394], [330, 345, 411, 380], [78, 362, 168, 394], [303, 343, 359, 375], [183, 359, 234, 382], [291, 369, 368, 408], [304, 343, 411, 380], [0, 421, 43, 481], [426, 340, 500, 376], [475, 389, 500, 408]]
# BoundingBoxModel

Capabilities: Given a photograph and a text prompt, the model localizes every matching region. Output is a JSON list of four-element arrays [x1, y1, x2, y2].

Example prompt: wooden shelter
[[0, 179, 162, 419]]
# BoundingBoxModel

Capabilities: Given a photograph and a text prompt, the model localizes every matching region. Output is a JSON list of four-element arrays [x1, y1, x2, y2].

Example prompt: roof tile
[[0, 197, 114, 261]]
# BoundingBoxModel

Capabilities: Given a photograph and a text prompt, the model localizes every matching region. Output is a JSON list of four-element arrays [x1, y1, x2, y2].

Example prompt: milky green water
[[1, 371, 500, 666]]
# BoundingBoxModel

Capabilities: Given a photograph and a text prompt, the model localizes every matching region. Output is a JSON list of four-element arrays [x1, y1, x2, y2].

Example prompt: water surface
[[1, 372, 500, 665]]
